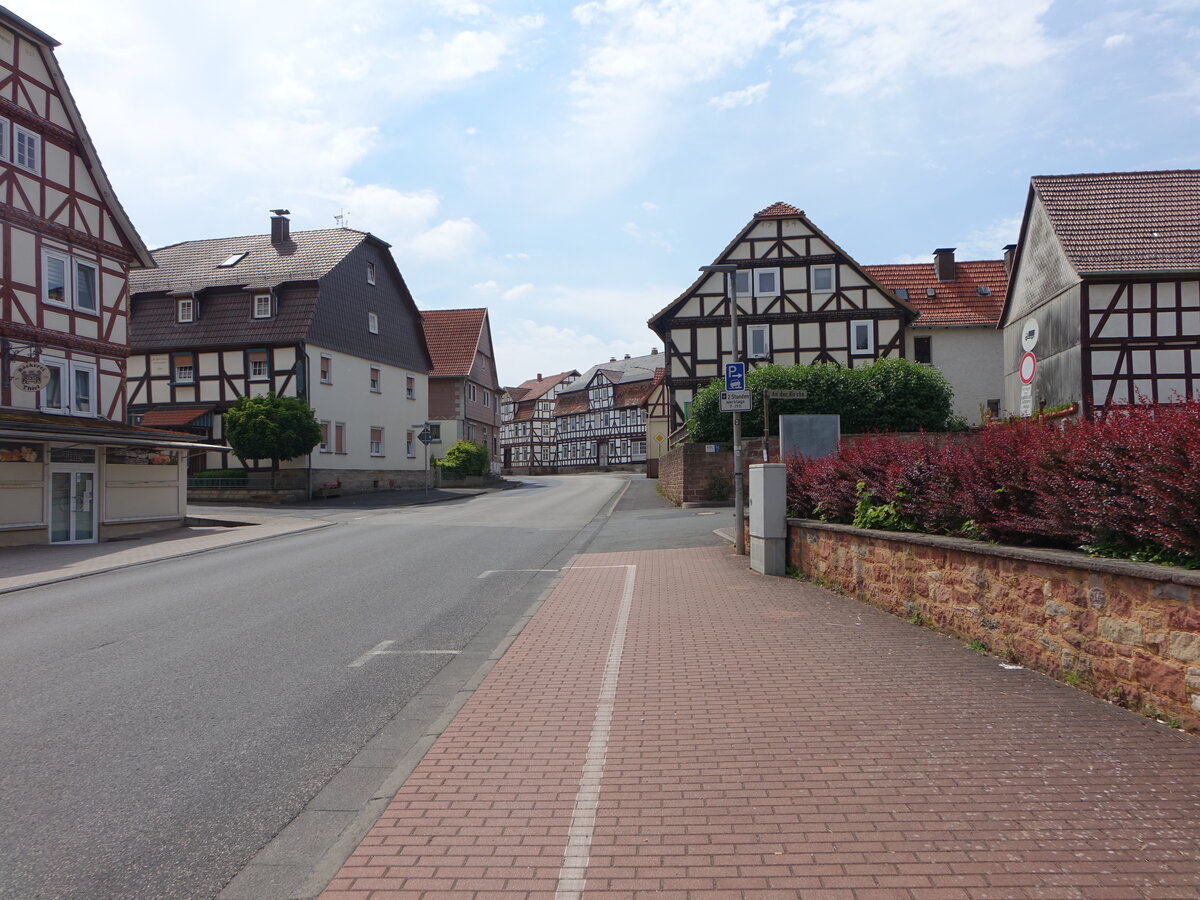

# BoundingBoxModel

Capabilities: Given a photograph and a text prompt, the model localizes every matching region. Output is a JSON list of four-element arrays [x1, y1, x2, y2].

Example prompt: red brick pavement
[[319, 546, 1200, 899]]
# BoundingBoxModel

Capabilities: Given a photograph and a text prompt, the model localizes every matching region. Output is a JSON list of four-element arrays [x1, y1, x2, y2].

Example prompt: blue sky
[[20, 0, 1200, 386]]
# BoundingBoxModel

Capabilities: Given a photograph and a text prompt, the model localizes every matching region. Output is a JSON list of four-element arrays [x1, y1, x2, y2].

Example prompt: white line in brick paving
[[555, 563, 637, 900]]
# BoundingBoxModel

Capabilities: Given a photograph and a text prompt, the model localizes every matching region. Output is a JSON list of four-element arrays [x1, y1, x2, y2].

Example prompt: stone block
[[1186, 668, 1200, 692], [1167, 605, 1200, 632], [1099, 617, 1144, 647], [1153, 582, 1192, 603], [1170, 631, 1200, 663], [1046, 600, 1069, 617]]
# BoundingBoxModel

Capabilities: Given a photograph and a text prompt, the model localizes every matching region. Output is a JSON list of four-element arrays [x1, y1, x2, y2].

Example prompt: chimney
[[610, 357, 616, 362], [624, 353, 630, 359], [536, 373, 542, 381], [933, 247, 956, 282], [270, 209, 291, 245], [1002, 243, 1017, 277], [651, 347, 658, 355]]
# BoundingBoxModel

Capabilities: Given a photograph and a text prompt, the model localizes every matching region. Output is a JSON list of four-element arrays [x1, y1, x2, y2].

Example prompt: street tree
[[223, 392, 322, 471]]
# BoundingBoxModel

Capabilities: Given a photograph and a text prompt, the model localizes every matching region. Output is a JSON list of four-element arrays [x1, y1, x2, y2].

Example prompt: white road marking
[[348, 640, 395, 668], [555, 563, 636, 899], [348, 642, 460, 667], [477, 568, 559, 578]]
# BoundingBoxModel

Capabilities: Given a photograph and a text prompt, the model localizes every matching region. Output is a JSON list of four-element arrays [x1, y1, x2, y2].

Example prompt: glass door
[[50, 469, 96, 544]]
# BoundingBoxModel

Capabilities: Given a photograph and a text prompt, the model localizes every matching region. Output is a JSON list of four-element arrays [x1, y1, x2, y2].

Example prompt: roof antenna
[[334, 209, 350, 229]]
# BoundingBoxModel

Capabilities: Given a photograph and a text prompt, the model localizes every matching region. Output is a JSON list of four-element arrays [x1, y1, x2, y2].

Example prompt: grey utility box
[[749, 463, 787, 576]]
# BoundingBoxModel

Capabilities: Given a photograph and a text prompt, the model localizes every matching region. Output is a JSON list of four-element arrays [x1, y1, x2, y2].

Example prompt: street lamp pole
[[700, 264, 745, 555]]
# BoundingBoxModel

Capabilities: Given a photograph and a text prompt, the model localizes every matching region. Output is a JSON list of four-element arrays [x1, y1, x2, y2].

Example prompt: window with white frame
[[427, 423, 441, 442], [320, 355, 332, 383], [247, 350, 269, 380], [253, 294, 272, 319], [368, 312, 379, 334], [367, 262, 376, 285], [370, 367, 381, 392], [177, 297, 195, 323], [754, 268, 780, 296], [747, 324, 770, 359], [13, 124, 39, 173], [318, 420, 331, 452], [42, 251, 99, 313], [406, 430, 415, 457], [40, 358, 96, 416], [482, 390, 490, 408], [334, 422, 346, 454], [850, 320, 874, 355], [811, 264, 835, 293], [406, 375, 415, 399], [466, 382, 477, 402], [370, 426, 384, 456], [172, 352, 195, 383], [0, 119, 8, 161]]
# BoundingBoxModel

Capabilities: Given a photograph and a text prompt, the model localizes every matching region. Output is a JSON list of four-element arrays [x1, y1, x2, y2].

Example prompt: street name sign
[[765, 389, 808, 400], [719, 389, 752, 412]]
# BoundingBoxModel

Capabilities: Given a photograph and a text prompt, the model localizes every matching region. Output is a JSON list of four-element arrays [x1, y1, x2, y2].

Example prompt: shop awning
[[139, 406, 215, 427]]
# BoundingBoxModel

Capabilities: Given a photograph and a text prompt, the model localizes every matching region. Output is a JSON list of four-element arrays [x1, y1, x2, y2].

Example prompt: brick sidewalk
[[319, 546, 1200, 900]]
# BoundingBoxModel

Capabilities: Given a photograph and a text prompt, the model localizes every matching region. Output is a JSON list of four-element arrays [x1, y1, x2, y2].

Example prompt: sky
[[17, 0, 1200, 386]]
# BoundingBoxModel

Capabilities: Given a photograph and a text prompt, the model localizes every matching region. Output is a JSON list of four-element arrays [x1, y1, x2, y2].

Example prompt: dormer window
[[218, 252, 248, 268], [367, 262, 376, 285], [253, 294, 272, 319], [177, 297, 194, 323]]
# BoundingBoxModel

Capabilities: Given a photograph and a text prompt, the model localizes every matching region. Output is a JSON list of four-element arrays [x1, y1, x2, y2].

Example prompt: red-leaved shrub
[[785, 400, 1200, 563]]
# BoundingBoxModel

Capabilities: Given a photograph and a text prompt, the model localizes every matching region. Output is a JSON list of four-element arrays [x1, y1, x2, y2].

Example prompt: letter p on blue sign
[[725, 362, 745, 392]]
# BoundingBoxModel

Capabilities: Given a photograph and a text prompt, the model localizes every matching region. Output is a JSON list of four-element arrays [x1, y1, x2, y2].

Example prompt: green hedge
[[687, 359, 957, 442], [438, 440, 490, 477]]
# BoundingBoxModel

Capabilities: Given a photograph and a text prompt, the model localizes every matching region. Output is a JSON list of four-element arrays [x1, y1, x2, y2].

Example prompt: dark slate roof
[[1031, 170, 1200, 273], [129, 285, 318, 351], [865, 259, 1007, 326], [559, 352, 663, 395], [422, 309, 488, 377], [130, 228, 372, 294]]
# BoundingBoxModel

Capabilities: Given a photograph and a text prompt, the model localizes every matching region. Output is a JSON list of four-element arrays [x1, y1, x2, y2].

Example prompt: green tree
[[686, 358, 955, 442], [222, 392, 322, 471], [439, 439, 490, 476]]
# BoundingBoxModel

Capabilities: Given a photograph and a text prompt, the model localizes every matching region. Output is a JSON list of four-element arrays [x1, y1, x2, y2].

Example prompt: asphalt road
[[0, 473, 724, 900]]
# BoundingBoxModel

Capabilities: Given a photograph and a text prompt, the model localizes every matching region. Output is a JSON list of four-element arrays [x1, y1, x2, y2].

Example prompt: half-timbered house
[[554, 352, 660, 470], [498, 369, 579, 473], [1001, 170, 1200, 416], [128, 212, 433, 493], [648, 202, 918, 429], [0, 8, 202, 546], [421, 308, 502, 461], [866, 247, 1008, 424]]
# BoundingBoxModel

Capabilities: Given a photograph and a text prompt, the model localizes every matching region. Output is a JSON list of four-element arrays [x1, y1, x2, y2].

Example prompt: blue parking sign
[[725, 362, 745, 392]]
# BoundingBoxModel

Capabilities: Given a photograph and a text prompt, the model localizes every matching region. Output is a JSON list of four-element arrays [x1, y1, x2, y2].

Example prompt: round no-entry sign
[[1019, 351, 1037, 384]]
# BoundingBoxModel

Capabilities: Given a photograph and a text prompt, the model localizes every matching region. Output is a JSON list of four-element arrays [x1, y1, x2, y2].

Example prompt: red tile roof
[[865, 259, 1007, 326], [139, 406, 214, 426], [420, 308, 488, 377], [509, 370, 579, 402], [1031, 169, 1200, 273], [754, 201, 805, 219]]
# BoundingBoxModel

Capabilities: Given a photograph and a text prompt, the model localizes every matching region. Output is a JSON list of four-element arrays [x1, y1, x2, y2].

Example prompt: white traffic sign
[[719, 389, 752, 412], [1019, 352, 1037, 385]]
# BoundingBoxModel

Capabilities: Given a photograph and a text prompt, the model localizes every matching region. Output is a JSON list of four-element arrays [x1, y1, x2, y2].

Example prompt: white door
[[49, 467, 96, 544]]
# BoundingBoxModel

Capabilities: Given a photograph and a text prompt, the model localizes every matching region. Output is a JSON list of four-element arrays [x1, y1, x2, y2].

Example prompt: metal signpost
[[701, 264, 744, 555], [416, 423, 433, 497], [762, 389, 808, 461]]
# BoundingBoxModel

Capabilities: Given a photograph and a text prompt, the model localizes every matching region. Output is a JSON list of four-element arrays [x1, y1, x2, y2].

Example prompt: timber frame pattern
[[648, 202, 917, 429]]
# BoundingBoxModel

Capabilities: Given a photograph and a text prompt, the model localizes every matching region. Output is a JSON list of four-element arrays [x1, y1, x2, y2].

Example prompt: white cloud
[[315, 183, 484, 261], [1104, 33, 1131, 48], [785, 0, 1056, 95], [640, 201, 659, 211], [709, 81, 770, 109], [622, 221, 672, 252], [472, 280, 499, 293], [503, 282, 536, 300], [493, 318, 661, 386], [408, 217, 486, 261]]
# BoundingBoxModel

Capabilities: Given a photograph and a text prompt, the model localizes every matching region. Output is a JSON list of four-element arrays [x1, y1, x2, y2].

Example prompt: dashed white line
[[477, 568, 559, 579], [555, 563, 636, 899], [348, 642, 460, 667]]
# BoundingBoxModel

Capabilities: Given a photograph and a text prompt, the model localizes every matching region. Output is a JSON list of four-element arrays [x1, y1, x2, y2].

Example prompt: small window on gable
[[811, 264, 835, 293], [218, 252, 248, 268], [747, 324, 770, 359], [177, 297, 195, 323], [850, 320, 874, 356], [13, 125, 39, 173], [368, 312, 379, 334], [367, 262, 376, 285], [253, 294, 272, 319], [734, 270, 751, 297], [755, 268, 780, 297]]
